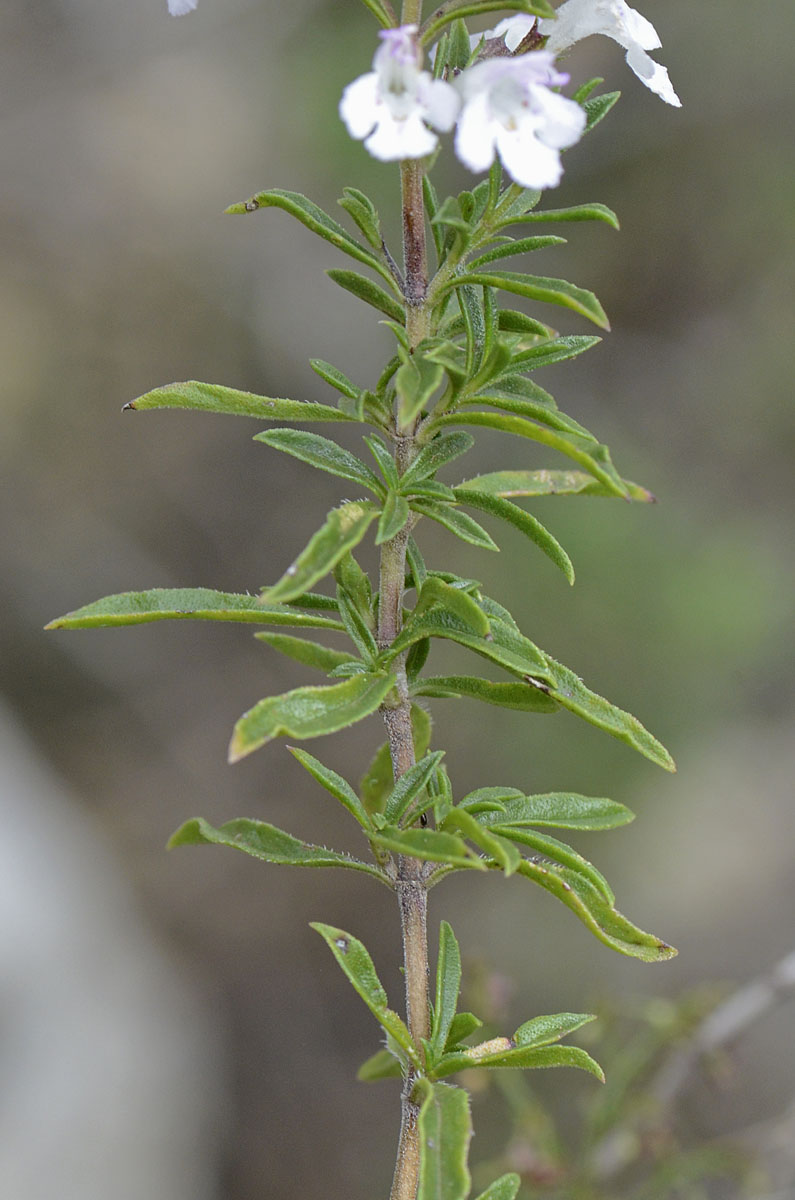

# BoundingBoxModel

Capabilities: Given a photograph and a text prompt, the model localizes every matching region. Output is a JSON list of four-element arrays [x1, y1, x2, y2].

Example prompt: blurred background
[[1, 1, 793, 1197]]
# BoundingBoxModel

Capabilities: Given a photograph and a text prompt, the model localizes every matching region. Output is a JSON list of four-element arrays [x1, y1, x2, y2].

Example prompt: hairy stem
[[387, 123, 432, 1200]]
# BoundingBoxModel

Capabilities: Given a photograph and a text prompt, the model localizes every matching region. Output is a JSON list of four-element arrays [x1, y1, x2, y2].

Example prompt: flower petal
[[420, 77, 461, 132], [168, 0, 198, 13], [365, 113, 438, 162], [625, 43, 681, 106], [339, 73, 381, 140], [454, 90, 498, 174], [531, 86, 587, 149], [492, 15, 536, 53], [496, 123, 564, 190]]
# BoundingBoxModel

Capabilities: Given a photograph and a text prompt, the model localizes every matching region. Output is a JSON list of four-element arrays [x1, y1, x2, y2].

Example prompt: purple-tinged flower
[[454, 52, 586, 190], [340, 26, 460, 162], [168, 0, 198, 14], [539, 0, 681, 107]]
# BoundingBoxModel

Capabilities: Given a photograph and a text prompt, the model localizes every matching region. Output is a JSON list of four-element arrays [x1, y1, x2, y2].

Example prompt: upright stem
[[385, 76, 432, 1196]]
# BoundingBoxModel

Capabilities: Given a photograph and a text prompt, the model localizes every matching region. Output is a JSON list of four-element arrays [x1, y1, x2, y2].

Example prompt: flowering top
[[168, 0, 198, 14], [339, 26, 459, 162], [539, 0, 681, 107], [454, 53, 586, 190]]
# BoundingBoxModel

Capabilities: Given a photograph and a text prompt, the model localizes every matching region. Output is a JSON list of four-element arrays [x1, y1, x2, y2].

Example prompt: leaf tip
[[225, 198, 258, 215], [122, 400, 136, 412]]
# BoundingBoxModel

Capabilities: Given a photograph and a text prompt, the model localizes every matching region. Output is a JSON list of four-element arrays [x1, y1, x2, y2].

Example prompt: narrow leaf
[[455, 487, 574, 584], [338, 185, 383, 249], [500, 334, 601, 374], [433, 411, 628, 498], [360, 704, 432, 817], [416, 1080, 472, 1200], [450, 271, 609, 330], [46, 588, 344, 631], [414, 577, 491, 637], [506, 203, 620, 230], [287, 746, 371, 828], [583, 90, 620, 132], [255, 632, 355, 674], [229, 672, 395, 762], [445, 1012, 483, 1049], [377, 491, 411, 545], [514, 1012, 595, 1048], [436, 1042, 604, 1082], [430, 922, 462, 1062], [396, 353, 445, 428], [327, 268, 405, 323], [384, 751, 446, 824], [545, 657, 676, 771], [401, 432, 475, 487], [443, 808, 522, 876], [478, 792, 634, 831], [468, 235, 567, 271], [254, 429, 382, 492], [168, 816, 385, 881], [125, 381, 355, 423], [390, 612, 553, 683], [226, 188, 396, 285], [357, 1048, 404, 1082], [411, 675, 557, 713], [473, 1175, 521, 1200], [459, 469, 654, 502], [263, 502, 378, 604], [309, 358, 360, 400], [515, 858, 677, 961], [493, 826, 614, 901], [371, 826, 486, 870], [411, 499, 498, 551], [311, 924, 418, 1060]]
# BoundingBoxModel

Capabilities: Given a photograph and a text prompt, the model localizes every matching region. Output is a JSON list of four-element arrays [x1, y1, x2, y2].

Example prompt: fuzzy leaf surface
[[168, 817, 385, 881], [287, 747, 371, 828], [455, 487, 574, 583], [390, 612, 553, 682], [545, 658, 676, 771], [411, 675, 558, 713], [473, 1176, 521, 1200], [411, 499, 498, 550], [477, 792, 634, 831], [435, 1042, 604, 1082], [360, 704, 432, 816], [46, 589, 345, 631], [430, 921, 462, 1064], [514, 1012, 595, 1048], [401, 432, 475, 487], [126, 381, 353, 423], [327, 268, 405, 323], [311, 924, 418, 1060], [254, 429, 382, 493], [255, 632, 355, 674], [264, 502, 378, 604], [229, 672, 395, 762], [459, 469, 654, 502], [416, 1080, 472, 1200], [450, 272, 609, 329], [371, 826, 486, 870]]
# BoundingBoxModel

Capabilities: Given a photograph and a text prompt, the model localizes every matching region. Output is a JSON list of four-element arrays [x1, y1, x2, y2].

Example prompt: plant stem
[[386, 104, 433, 1198]]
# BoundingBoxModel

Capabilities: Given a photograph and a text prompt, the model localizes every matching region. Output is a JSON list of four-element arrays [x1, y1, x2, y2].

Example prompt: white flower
[[539, 0, 681, 107], [454, 52, 586, 190], [168, 0, 198, 14], [470, 14, 536, 53], [340, 26, 460, 162]]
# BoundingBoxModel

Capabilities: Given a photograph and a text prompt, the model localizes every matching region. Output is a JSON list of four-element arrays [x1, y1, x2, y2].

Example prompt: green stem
[[386, 126, 433, 1200]]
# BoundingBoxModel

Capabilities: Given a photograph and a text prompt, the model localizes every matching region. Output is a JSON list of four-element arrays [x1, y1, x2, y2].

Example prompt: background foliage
[[1, 1, 793, 1197]]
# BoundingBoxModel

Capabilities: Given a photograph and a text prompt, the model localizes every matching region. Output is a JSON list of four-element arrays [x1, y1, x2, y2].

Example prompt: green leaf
[[449, 272, 609, 330], [336, 588, 379, 661], [505, 203, 620, 231], [473, 1175, 521, 1200], [360, 704, 432, 817], [411, 676, 555, 713], [416, 1080, 472, 1200], [544, 657, 676, 771], [366, 435, 400, 487], [459, 469, 654, 502], [311, 924, 418, 1060], [333, 551, 373, 617], [514, 1012, 595, 1048], [327, 268, 405, 323], [515, 858, 676, 961], [478, 792, 634, 831], [462, 383, 594, 442], [384, 751, 446, 824], [493, 826, 614, 901], [396, 353, 446, 429], [263, 502, 378, 604], [442, 808, 522, 876], [309, 358, 360, 400], [411, 499, 498, 551], [125, 381, 355, 423], [377, 491, 412, 545], [430, 921, 462, 1064], [168, 816, 385, 881], [254, 632, 355, 674], [390, 612, 553, 683], [357, 1047, 404, 1082], [468, 235, 567, 271], [338, 186, 383, 250], [435, 1042, 604, 1082], [46, 588, 345, 631], [287, 747, 372, 828], [499, 334, 601, 375], [406, 535, 428, 591], [454, 487, 574, 584], [414, 577, 491, 637], [583, 90, 620, 132], [496, 310, 554, 337], [371, 826, 486, 870], [445, 1012, 483, 1049], [430, 195, 472, 235], [401, 432, 475, 488], [433, 412, 628, 498], [225, 187, 396, 285], [229, 672, 395, 762]]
